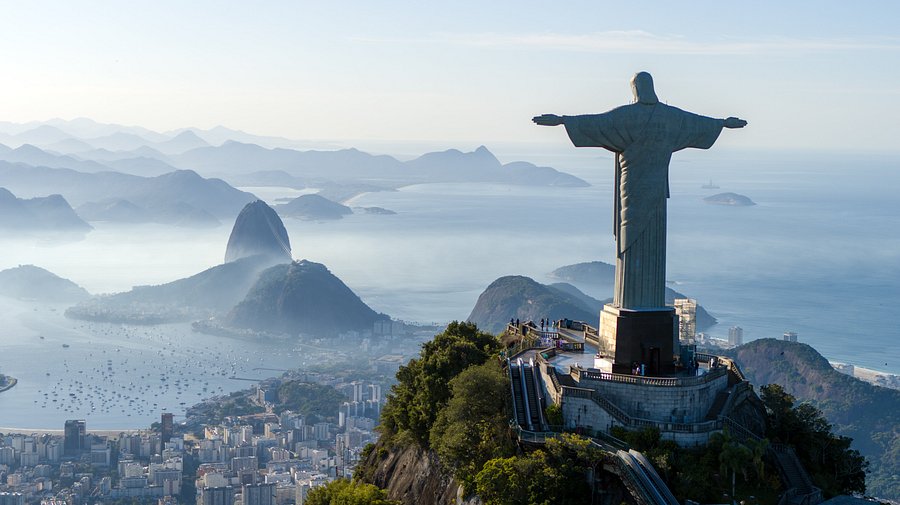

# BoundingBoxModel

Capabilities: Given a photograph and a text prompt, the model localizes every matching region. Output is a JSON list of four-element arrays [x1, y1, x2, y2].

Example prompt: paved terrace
[[506, 321, 726, 380]]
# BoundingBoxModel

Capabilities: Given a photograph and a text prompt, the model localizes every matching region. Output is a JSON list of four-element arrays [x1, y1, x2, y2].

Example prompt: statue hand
[[533, 114, 564, 126], [724, 117, 747, 129]]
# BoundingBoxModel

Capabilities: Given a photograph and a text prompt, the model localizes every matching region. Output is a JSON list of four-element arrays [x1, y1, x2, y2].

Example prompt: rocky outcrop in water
[[703, 192, 755, 206], [224, 200, 292, 263], [0, 265, 90, 303], [225, 260, 386, 337], [275, 194, 352, 220], [0, 187, 91, 233]]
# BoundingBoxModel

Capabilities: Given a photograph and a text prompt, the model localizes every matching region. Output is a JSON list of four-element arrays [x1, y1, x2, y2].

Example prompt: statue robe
[[563, 103, 723, 309]]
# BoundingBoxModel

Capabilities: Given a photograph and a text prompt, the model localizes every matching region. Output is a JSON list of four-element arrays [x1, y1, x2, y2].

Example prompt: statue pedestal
[[598, 304, 677, 376]]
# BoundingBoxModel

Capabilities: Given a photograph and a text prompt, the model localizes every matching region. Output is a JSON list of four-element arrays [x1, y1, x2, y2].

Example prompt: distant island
[[356, 206, 396, 215], [275, 194, 353, 221], [0, 265, 90, 303], [0, 374, 17, 394], [703, 192, 756, 206], [548, 260, 616, 286], [0, 187, 92, 234]]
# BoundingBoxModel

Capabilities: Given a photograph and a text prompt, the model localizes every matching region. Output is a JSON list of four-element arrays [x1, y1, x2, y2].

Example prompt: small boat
[[701, 179, 720, 189], [62, 343, 70, 348]]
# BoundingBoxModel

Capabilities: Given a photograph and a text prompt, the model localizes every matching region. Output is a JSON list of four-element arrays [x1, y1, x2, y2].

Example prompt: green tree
[[544, 403, 563, 426], [275, 381, 346, 421], [380, 321, 501, 446], [430, 360, 515, 491], [714, 431, 753, 482], [305, 479, 399, 505], [760, 383, 868, 497], [474, 435, 597, 505], [475, 450, 574, 505]]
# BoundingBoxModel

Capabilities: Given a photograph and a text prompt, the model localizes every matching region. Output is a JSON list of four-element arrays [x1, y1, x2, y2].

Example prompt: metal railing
[[560, 385, 725, 435], [717, 380, 751, 420], [696, 353, 747, 383], [722, 416, 761, 443], [548, 368, 562, 394], [571, 365, 727, 388]]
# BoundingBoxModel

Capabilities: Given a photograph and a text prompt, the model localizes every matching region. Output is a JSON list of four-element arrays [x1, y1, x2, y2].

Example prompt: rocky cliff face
[[224, 200, 291, 263], [358, 439, 478, 505]]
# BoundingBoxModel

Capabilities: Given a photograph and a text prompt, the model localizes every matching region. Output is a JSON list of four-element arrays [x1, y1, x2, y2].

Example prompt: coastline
[[830, 361, 900, 391], [0, 427, 143, 436]]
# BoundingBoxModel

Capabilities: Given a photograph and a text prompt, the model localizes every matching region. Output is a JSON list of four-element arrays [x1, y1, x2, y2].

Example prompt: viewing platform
[[504, 318, 767, 446]]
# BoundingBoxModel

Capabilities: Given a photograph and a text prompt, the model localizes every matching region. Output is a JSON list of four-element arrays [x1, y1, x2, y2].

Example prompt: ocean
[[0, 147, 898, 429]]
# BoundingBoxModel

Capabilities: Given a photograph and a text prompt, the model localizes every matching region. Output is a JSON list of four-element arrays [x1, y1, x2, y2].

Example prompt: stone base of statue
[[598, 304, 677, 376]]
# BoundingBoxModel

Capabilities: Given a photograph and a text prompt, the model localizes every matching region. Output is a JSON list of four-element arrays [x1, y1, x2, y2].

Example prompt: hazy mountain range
[[0, 119, 588, 232], [0, 118, 587, 185]]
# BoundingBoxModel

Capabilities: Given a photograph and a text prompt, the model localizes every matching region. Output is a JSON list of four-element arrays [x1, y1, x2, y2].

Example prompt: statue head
[[631, 72, 659, 105]]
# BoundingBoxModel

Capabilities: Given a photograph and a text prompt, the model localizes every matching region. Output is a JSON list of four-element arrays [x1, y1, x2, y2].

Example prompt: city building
[[0, 492, 25, 505], [368, 384, 381, 403], [63, 420, 86, 456], [728, 326, 744, 346], [673, 298, 697, 344], [161, 413, 174, 444], [201, 486, 235, 505], [242, 483, 276, 505], [350, 382, 364, 403]]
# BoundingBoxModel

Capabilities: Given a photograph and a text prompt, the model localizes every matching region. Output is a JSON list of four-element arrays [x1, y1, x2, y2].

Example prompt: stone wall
[[576, 372, 728, 423], [561, 395, 620, 433]]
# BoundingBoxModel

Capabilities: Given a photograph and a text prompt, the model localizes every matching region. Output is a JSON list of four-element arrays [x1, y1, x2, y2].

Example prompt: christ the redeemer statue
[[534, 72, 746, 311], [534, 72, 746, 374]]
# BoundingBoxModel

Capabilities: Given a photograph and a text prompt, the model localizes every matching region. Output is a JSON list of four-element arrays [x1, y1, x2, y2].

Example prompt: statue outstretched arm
[[533, 114, 564, 126], [724, 117, 747, 129]]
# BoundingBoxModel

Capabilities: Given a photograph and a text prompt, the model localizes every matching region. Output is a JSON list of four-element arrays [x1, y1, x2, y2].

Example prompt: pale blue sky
[[1, 1, 898, 151]]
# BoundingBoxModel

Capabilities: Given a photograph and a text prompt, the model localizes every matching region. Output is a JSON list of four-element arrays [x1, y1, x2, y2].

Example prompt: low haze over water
[[1, 147, 898, 429]]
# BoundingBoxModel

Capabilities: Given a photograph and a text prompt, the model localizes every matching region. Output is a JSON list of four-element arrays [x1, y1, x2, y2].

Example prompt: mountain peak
[[224, 200, 292, 263], [172, 130, 204, 141], [225, 259, 383, 336], [13, 143, 46, 155]]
